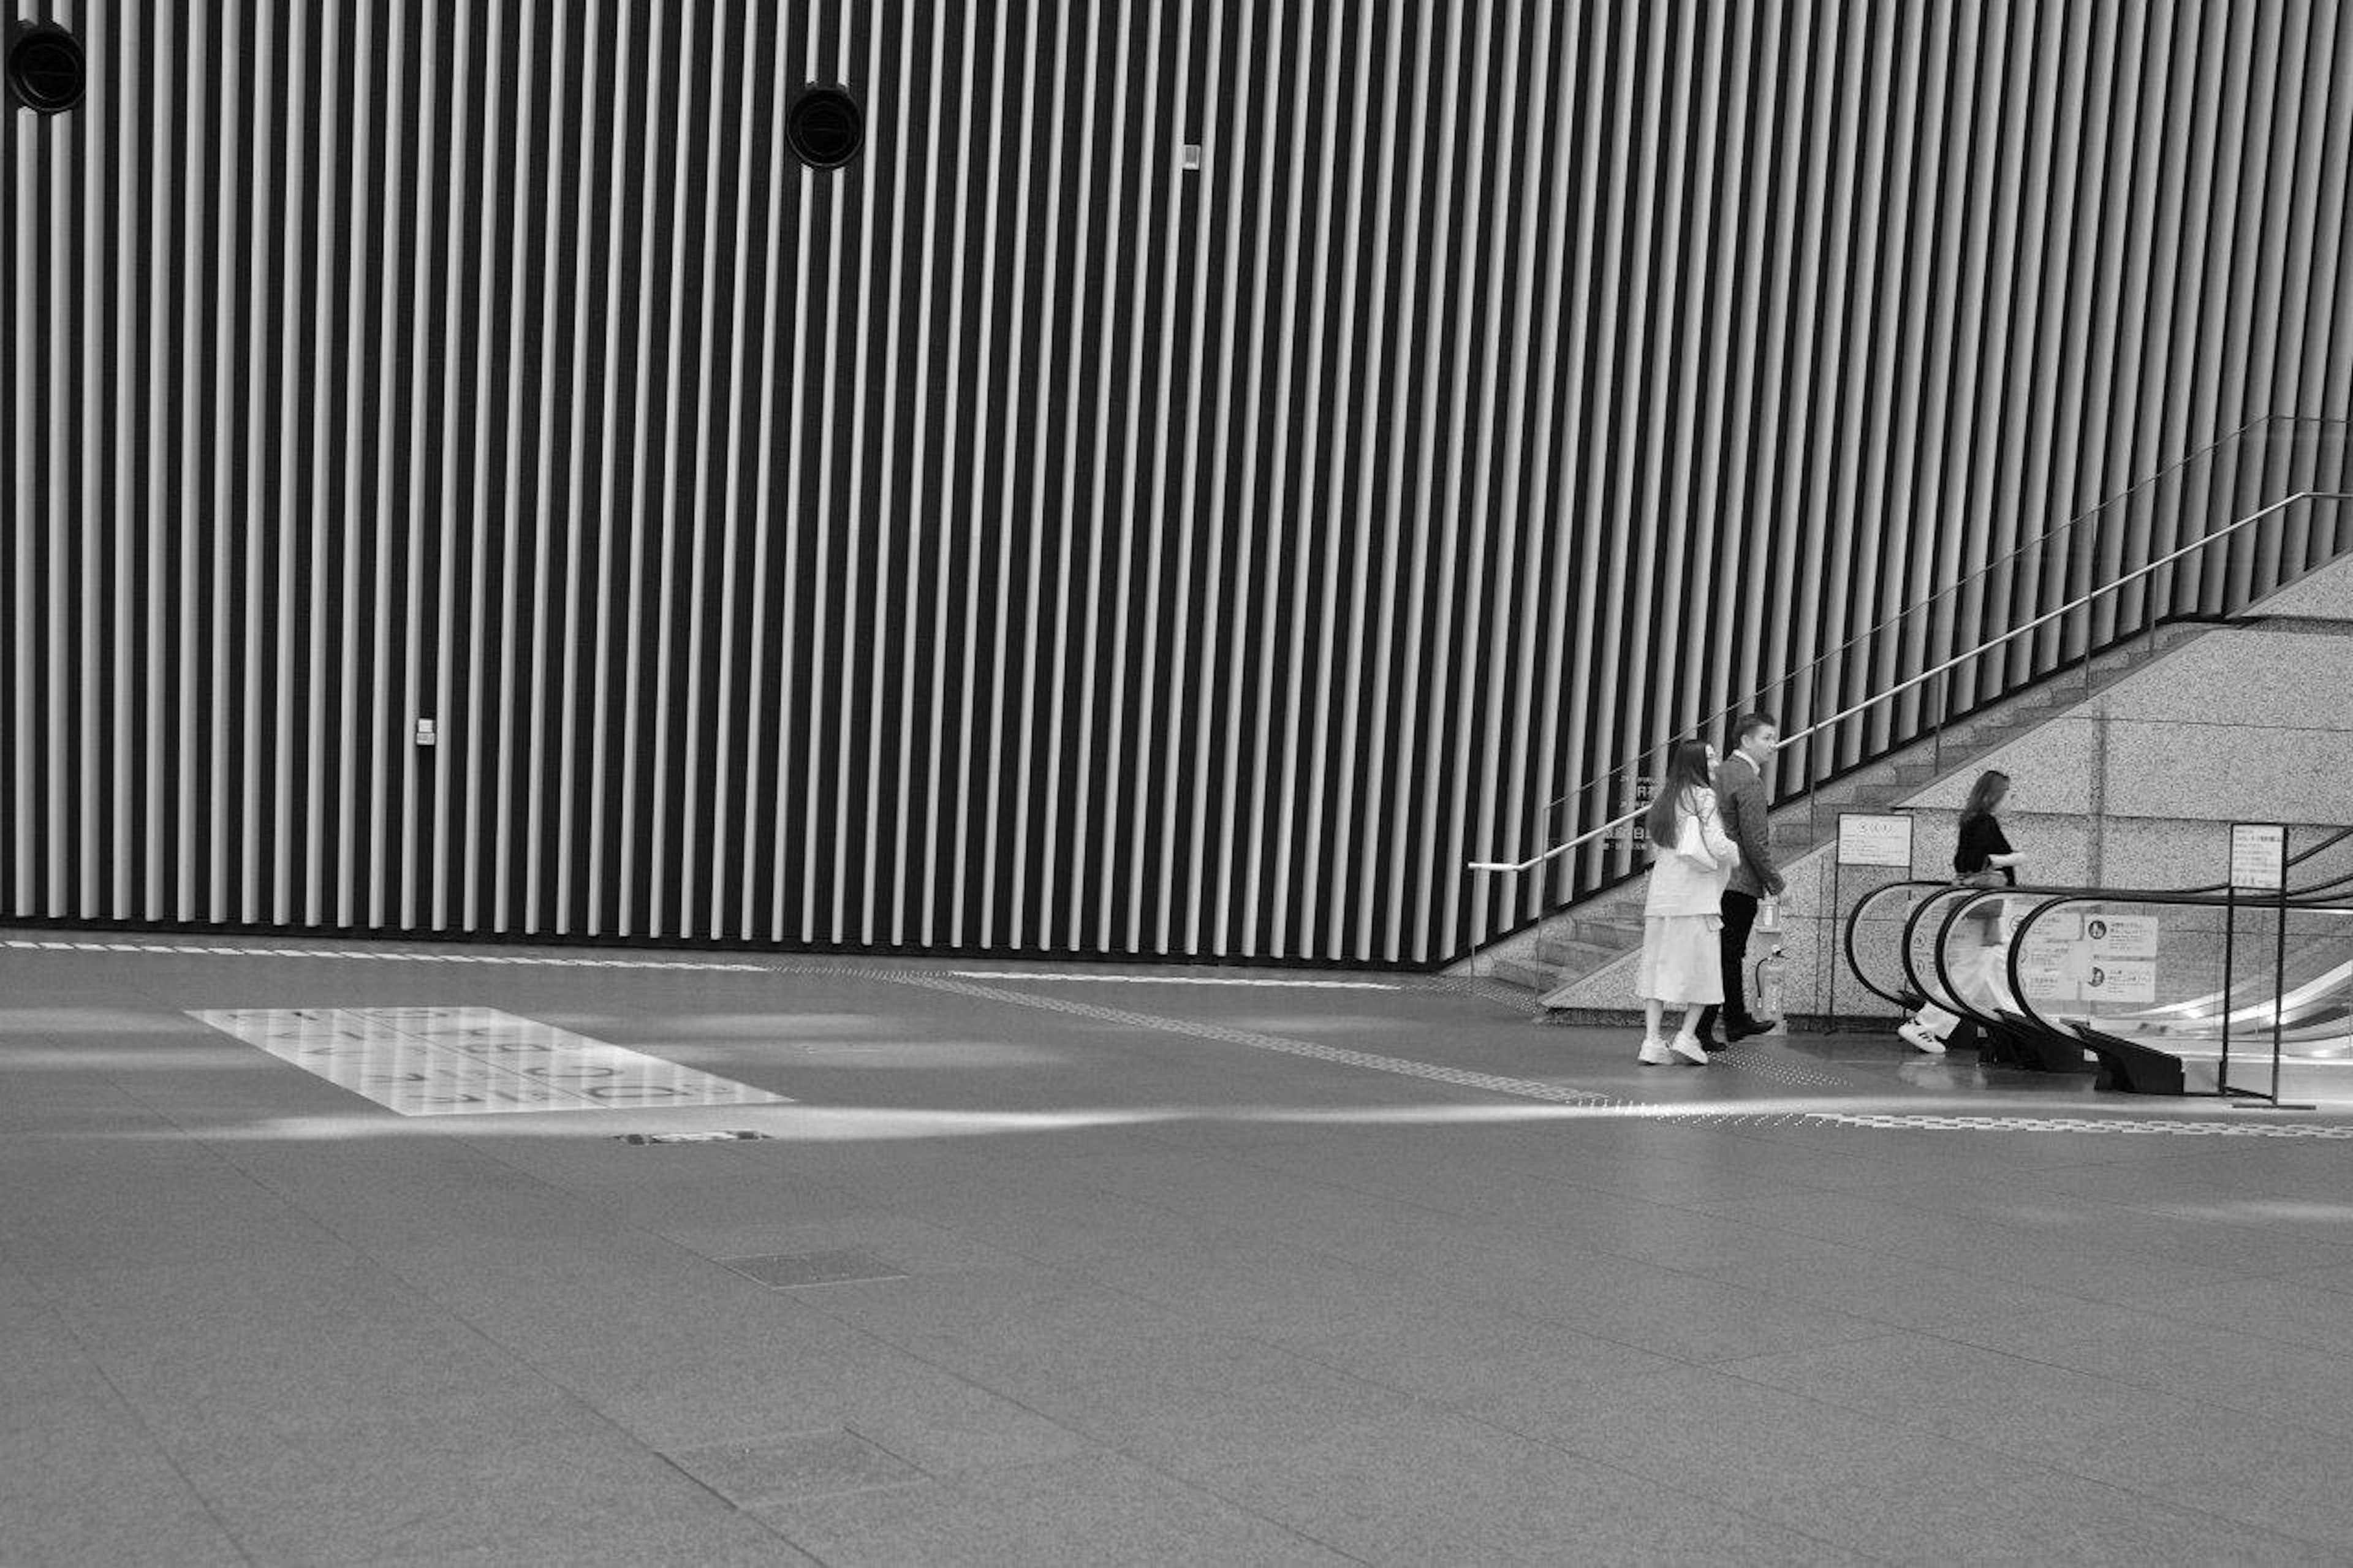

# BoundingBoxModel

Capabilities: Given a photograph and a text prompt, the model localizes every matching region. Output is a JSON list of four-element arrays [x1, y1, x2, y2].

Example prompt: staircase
[[1478, 623, 2213, 1013], [1461, 418, 2353, 1021]]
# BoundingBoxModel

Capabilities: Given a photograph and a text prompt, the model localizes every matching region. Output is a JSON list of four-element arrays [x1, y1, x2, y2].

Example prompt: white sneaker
[[1898, 1021, 1947, 1055], [1637, 1037, 1671, 1065], [1668, 1032, 1709, 1066]]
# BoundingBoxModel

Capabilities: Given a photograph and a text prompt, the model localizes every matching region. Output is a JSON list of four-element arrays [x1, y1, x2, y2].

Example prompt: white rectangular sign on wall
[[190, 1007, 793, 1116], [2230, 823, 2287, 891], [1836, 812, 1915, 868]]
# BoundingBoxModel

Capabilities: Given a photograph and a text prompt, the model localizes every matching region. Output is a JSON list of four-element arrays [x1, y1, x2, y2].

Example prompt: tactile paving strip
[[1715, 1049, 1860, 1088], [1805, 1112, 2353, 1139]]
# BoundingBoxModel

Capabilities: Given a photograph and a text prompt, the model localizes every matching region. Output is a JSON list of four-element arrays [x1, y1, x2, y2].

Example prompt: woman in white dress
[[1637, 739, 1740, 1065]]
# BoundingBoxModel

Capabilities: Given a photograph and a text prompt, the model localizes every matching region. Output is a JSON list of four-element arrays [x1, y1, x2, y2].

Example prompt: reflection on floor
[[6, 930, 2353, 1565]]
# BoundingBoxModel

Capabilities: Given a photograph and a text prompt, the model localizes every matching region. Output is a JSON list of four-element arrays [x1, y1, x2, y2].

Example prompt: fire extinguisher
[[1754, 945, 1788, 1029]]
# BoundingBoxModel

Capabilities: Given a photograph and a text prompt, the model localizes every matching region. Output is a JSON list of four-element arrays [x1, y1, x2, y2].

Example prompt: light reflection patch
[[189, 1007, 794, 1116]]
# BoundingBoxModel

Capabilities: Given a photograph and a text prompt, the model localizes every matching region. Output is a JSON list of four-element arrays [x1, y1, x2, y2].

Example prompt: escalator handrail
[[1841, 825, 2353, 1013], [1938, 883, 2353, 1043]]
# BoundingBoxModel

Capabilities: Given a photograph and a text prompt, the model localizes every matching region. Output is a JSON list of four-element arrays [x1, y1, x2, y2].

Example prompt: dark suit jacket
[[1716, 752, 1784, 898]]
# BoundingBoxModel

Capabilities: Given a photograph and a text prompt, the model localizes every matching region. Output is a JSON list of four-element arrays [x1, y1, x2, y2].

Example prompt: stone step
[[1569, 912, 1646, 946], [1533, 933, 1579, 968], [1489, 955, 1558, 993], [1806, 779, 1880, 809], [1535, 934, 1626, 975]]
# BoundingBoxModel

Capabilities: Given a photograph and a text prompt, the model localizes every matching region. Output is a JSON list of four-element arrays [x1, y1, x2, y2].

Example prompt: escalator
[[1843, 828, 2353, 1101]]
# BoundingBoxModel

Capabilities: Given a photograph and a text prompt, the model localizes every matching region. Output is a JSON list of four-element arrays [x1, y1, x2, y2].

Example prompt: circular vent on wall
[[8, 21, 84, 113], [787, 85, 862, 170]]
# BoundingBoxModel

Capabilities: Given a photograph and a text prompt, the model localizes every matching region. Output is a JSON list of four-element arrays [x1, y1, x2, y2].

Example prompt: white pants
[[1914, 942, 2018, 1040]]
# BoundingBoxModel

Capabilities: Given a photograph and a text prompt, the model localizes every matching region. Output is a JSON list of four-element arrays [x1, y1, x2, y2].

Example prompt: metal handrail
[[1528, 415, 2347, 822], [1834, 415, 2347, 668], [1469, 488, 2353, 874]]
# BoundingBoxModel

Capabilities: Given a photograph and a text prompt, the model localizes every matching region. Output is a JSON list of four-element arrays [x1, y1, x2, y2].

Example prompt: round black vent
[[787, 85, 862, 170], [8, 21, 84, 114]]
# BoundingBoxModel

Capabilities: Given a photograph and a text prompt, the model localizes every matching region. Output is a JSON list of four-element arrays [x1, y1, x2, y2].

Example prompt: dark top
[[1715, 752, 1784, 898], [1955, 813, 2014, 885]]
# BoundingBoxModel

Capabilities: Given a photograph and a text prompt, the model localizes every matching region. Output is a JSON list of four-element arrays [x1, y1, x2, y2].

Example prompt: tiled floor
[[5, 930, 2352, 1565]]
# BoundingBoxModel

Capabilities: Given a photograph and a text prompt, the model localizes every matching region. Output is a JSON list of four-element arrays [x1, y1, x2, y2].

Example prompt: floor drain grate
[[718, 1250, 908, 1287], [662, 1430, 926, 1504], [613, 1129, 771, 1145]]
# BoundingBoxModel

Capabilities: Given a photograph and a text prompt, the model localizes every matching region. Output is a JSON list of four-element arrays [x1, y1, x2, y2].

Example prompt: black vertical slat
[[460, 1, 519, 932], [88, 0, 121, 915], [61, 6, 88, 914], [700, 0, 765, 941], [600, 0, 657, 936], [497, 0, 556, 931], [554, 0, 612, 936], [1, 21, 13, 911], [32, 48, 58, 912], [278, 2, 319, 924], [248, 0, 287, 922]]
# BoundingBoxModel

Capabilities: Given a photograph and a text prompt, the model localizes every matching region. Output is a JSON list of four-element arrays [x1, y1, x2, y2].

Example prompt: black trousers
[[1700, 890, 1762, 1036]]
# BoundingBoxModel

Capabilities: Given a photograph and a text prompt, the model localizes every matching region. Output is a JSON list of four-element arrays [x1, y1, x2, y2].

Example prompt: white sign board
[[1837, 812, 1915, 869], [2230, 822, 2287, 891], [1621, 778, 1656, 846], [191, 1006, 794, 1116]]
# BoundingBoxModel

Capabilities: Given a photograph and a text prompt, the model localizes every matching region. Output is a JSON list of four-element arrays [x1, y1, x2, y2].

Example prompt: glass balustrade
[[2005, 893, 2353, 1100]]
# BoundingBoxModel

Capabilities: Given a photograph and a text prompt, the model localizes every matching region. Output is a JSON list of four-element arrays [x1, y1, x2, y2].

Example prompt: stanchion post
[[1828, 855, 1842, 1035], [2220, 883, 2236, 1091], [2272, 882, 2290, 1104]]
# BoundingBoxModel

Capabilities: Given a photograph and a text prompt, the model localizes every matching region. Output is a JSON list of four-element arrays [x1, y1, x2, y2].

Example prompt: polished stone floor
[[6, 930, 2352, 1565]]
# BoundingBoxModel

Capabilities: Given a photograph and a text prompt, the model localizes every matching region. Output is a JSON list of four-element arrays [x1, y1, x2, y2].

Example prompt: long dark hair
[[1960, 769, 2010, 825], [1644, 740, 1714, 847]]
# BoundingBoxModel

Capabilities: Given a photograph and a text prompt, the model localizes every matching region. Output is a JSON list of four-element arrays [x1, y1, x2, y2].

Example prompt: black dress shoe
[[1697, 1034, 1729, 1053], [1725, 1016, 1777, 1042]]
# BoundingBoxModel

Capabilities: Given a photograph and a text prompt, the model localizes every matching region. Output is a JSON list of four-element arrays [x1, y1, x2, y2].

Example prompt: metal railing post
[[1806, 655, 1825, 836]]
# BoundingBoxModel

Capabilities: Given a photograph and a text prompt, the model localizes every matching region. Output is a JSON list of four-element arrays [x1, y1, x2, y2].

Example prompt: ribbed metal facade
[[7, 2, 2353, 963]]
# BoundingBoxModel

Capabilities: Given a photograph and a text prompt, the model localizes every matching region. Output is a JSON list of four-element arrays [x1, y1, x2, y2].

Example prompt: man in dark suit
[[1697, 711, 1785, 1050]]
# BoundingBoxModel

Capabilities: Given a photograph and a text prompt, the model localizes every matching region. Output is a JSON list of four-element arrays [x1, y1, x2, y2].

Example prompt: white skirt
[[1636, 914, 1724, 1006]]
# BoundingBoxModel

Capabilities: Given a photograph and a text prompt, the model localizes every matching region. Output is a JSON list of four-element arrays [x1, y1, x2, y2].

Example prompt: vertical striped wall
[[6, 1, 2353, 965]]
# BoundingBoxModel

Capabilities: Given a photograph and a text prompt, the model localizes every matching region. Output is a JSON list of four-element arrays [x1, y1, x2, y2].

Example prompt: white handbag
[[1673, 806, 1722, 870]]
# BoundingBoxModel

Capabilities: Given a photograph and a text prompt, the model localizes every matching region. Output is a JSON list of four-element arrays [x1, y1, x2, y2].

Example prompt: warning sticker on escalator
[[2018, 914, 2085, 1002], [2084, 916, 2161, 961], [2083, 960, 2159, 1004], [2020, 914, 2164, 1005], [189, 1006, 792, 1115]]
